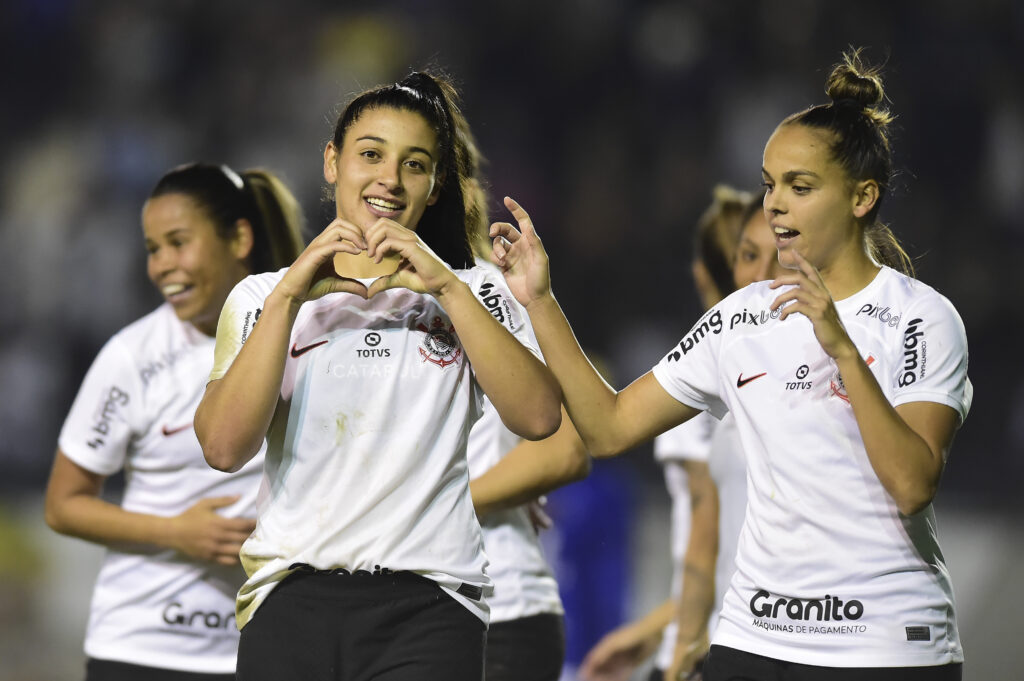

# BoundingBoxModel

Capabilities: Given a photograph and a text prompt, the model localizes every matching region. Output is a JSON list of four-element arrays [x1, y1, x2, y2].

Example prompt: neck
[[817, 245, 880, 301], [333, 252, 401, 279]]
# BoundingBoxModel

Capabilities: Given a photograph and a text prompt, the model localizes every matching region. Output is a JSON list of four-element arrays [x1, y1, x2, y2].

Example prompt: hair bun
[[824, 48, 892, 125]]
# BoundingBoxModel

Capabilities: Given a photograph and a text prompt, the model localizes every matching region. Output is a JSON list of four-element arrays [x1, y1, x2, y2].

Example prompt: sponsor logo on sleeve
[[668, 310, 723, 361], [477, 281, 516, 331], [898, 318, 927, 387], [417, 316, 462, 368], [748, 588, 867, 636], [240, 309, 254, 344], [87, 386, 130, 449], [857, 303, 901, 328]]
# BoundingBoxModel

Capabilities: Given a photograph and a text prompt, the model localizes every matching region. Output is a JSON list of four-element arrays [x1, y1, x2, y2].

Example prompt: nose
[[377, 159, 403, 194], [764, 189, 785, 216]]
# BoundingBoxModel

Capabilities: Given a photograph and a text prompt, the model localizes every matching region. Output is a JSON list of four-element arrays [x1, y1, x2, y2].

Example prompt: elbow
[[893, 478, 939, 516], [202, 443, 246, 473], [519, 406, 562, 441], [43, 498, 69, 536]]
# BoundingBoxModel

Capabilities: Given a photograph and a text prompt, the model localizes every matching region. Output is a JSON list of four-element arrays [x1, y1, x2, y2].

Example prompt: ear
[[851, 179, 879, 219], [323, 142, 339, 184], [230, 219, 255, 261]]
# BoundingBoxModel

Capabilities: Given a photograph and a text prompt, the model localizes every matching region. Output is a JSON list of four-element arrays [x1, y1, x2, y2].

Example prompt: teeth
[[774, 226, 797, 236], [163, 284, 186, 295], [366, 197, 402, 211]]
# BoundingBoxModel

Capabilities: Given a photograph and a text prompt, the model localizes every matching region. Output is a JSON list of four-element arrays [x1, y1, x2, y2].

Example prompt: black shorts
[[703, 644, 963, 681], [237, 569, 485, 681], [85, 658, 234, 681], [485, 613, 564, 681]]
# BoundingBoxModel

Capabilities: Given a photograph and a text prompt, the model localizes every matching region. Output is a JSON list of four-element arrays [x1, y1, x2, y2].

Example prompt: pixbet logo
[[857, 303, 900, 328]]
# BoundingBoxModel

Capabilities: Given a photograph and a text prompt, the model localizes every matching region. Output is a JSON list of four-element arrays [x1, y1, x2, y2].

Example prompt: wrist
[[434, 277, 471, 307], [524, 291, 558, 314]]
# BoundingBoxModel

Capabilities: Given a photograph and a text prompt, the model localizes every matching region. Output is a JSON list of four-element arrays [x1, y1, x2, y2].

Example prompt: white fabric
[[652, 266, 972, 667], [706, 414, 746, 639], [58, 304, 262, 673], [651, 413, 714, 670], [212, 266, 539, 628]]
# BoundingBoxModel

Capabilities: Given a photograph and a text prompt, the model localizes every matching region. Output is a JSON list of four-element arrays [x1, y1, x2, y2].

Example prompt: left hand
[[665, 632, 708, 681], [768, 250, 857, 361], [363, 218, 459, 298]]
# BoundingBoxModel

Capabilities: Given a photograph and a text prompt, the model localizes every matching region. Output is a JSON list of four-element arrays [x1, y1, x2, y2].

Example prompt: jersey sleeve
[[651, 306, 728, 419], [890, 291, 972, 423], [209, 277, 267, 381], [467, 268, 542, 359], [57, 335, 144, 476], [653, 410, 715, 463]]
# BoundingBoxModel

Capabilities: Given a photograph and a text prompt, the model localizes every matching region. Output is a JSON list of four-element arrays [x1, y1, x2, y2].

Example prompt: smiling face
[[143, 194, 251, 336], [732, 209, 782, 289], [324, 106, 441, 233], [761, 123, 876, 274]]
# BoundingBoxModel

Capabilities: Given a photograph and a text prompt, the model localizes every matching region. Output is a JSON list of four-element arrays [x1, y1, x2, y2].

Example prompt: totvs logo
[[668, 310, 722, 361]]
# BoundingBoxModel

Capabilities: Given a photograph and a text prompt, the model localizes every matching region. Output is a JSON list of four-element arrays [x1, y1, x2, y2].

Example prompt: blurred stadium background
[[1, 1, 1021, 679]]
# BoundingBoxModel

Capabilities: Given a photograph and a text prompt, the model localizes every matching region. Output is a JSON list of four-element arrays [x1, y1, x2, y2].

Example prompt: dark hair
[[149, 163, 304, 273], [783, 48, 913, 276], [331, 71, 474, 269], [694, 185, 752, 297]]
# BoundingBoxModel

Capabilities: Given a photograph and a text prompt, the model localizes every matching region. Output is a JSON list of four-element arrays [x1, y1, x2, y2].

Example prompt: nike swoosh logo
[[161, 422, 193, 437], [290, 339, 328, 358], [736, 372, 767, 388]]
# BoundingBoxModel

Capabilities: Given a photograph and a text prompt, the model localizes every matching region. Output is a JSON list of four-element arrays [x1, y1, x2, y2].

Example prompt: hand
[[768, 250, 857, 361], [363, 218, 459, 298], [527, 496, 553, 533], [579, 624, 660, 681], [167, 496, 257, 566], [665, 632, 709, 681], [489, 197, 552, 307], [275, 218, 370, 305]]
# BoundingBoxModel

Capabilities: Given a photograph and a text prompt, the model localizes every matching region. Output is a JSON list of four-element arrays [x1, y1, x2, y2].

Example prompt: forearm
[[835, 351, 943, 514], [675, 468, 719, 646], [437, 281, 561, 440], [46, 493, 176, 551], [471, 408, 590, 516], [196, 290, 297, 471]]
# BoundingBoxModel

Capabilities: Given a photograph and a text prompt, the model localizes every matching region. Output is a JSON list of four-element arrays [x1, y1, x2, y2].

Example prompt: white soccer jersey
[[652, 266, 972, 668], [651, 413, 714, 670], [466, 261, 563, 624], [58, 303, 263, 673], [706, 414, 746, 639], [211, 266, 539, 628]]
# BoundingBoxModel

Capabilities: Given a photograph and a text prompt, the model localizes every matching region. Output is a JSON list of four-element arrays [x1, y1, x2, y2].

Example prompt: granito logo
[[356, 331, 390, 358], [898, 318, 927, 387], [668, 310, 723, 361], [729, 306, 782, 330], [786, 364, 813, 391], [857, 303, 900, 328], [88, 386, 130, 449], [477, 282, 515, 329], [750, 589, 865, 623], [162, 602, 233, 630]]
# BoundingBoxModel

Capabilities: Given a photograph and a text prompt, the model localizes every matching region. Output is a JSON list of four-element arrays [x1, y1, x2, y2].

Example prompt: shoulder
[[877, 268, 966, 331], [231, 269, 285, 299], [458, 262, 529, 335], [105, 304, 184, 360]]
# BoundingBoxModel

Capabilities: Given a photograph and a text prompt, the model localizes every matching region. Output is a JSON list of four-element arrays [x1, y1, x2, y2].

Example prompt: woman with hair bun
[[492, 49, 970, 680], [45, 162, 305, 680], [195, 71, 562, 680]]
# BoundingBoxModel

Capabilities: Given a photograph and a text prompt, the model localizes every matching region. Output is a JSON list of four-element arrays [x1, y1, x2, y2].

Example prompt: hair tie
[[219, 164, 245, 192]]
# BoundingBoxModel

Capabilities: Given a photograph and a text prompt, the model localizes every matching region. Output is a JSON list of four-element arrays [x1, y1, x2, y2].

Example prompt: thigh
[[485, 614, 565, 681], [790, 661, 963, 681], [369, 585, 486, 681], [86, 658, 234, 681]]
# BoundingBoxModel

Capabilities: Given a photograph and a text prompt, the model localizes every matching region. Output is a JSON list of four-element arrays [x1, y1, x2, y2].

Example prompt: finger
[[790, 249, 826, 285], [492, 237, 509, 264], [215, 553, 241, 566], [320, 218, 367, 248], [489, 221, 522, 243], [200, 495, 241, 510], [768, 271, 807, 289], [769, 288, 808, 312], [503, 196, 538, 237]]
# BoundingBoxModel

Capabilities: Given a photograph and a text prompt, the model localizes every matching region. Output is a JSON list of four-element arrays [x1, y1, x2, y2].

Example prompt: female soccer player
[[45, 162, 305, 680], [492, 50, 970, 680], [194, 72, 562, 681]]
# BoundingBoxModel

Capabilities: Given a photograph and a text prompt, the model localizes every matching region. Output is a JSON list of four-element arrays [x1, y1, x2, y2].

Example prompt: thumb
[[200, 495, 241, 511]]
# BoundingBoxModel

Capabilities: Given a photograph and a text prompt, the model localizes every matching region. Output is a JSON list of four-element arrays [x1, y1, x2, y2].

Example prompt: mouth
[[772, 223, 800, 246], [364, 196, 405, 219], [161, 282, 193, 304]]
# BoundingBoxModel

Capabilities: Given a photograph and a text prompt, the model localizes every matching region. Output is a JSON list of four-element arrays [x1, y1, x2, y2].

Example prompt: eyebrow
[[356, 135, 435, 161], [762, 167, 821, 182]]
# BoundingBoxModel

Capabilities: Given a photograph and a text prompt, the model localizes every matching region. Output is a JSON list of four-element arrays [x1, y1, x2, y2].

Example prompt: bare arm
[[579, 599, 675, 681], [770, 251, 957, 514], [44, 450, 255, 565], [470, 406, 590, 517], [667, 461, 720, 681]]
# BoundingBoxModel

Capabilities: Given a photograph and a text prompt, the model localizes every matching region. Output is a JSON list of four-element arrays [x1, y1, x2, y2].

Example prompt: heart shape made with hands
[[325, 249, 403, 299]]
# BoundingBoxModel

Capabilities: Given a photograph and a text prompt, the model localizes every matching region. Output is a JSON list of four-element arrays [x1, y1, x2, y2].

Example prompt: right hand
[[579, 624, 660, 681], [274, 218, 370, 305], [489, 196, 552, 307], [168, 496, 257, 566]]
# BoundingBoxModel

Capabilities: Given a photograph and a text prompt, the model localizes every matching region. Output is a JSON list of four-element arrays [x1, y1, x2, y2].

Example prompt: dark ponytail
[[784, 49, 913, 276], [330, 71, 474, 269], [150, 163, 304, 273]]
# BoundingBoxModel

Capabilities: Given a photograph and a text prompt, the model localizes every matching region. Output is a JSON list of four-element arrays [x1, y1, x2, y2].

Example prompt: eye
[[360, 149, 381, 161], [792, 185, 811, 195], [405, 158, 428, 172], [761, 180, 774, 193]]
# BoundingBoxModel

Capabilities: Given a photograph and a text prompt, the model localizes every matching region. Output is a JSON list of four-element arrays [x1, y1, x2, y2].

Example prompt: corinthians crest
[[829, 354, 875, 403], [417, 316, 461, 368]]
